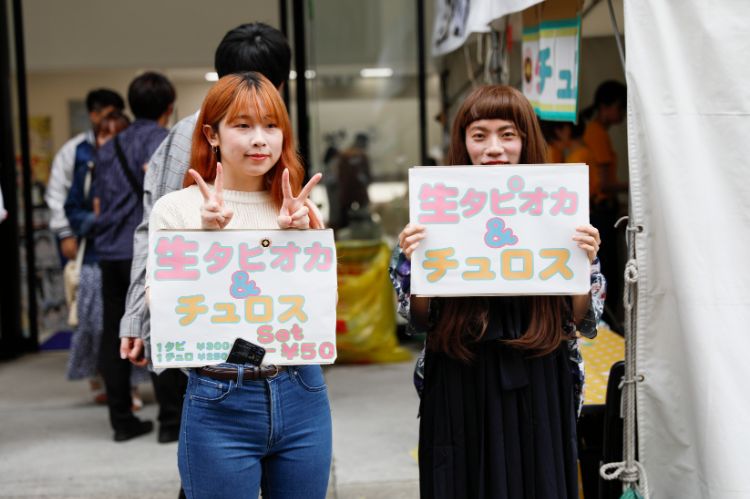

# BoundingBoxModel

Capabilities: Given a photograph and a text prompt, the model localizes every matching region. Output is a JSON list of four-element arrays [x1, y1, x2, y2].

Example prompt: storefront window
[[299, 0, 441, 241]]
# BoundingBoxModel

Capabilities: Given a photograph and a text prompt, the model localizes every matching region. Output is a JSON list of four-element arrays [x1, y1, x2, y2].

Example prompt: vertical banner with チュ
[[148, 229, 337, 368], [409, 165, 590, 296], [522, 0, 582, 122]]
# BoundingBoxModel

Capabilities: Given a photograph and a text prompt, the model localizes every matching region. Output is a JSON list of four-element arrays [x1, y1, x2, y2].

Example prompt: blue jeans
[[178, 365, 332, 499]]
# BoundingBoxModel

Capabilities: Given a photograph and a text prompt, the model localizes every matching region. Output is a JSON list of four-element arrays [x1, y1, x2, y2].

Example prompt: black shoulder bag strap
[[113, 135, 144, 198]]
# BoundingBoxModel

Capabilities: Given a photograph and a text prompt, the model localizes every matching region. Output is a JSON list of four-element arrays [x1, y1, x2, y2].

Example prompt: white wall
[[27, 69, 214, 150], [22, 0, 281, 149], [22, 0, 278, 71]]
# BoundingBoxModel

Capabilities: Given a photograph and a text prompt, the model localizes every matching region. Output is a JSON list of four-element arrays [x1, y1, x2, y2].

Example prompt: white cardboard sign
[[148, 229, 337, 368], [409, 165, 590, 296]]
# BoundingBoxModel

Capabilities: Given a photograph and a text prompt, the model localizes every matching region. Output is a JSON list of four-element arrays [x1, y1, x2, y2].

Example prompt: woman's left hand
[[573, 224, 601, 263], [278, 169, 322, 229]]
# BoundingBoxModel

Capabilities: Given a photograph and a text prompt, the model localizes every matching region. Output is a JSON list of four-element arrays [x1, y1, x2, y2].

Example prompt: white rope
[[599, 217, 650, 499], [600, 461, 650, 498]]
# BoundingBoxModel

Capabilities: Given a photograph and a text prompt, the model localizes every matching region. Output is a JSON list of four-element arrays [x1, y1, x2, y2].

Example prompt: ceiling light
[[289, 70, 317, 80], [360, 67, 394, 78], [204, 72, 218, 82]]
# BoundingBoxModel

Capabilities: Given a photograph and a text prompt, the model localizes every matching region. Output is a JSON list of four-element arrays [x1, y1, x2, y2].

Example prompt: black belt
[[197, 365, 283, 381]]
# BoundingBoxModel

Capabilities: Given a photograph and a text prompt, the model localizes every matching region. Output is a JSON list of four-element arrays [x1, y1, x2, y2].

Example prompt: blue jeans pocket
[[294, 366, 327, 392], [189, 373, 234, 403]]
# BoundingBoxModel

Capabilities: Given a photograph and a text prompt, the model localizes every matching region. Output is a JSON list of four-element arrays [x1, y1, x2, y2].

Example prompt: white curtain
[[625, 1, 750, 497]]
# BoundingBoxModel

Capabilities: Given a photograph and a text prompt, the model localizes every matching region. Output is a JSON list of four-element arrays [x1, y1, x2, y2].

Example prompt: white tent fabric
[[625, 1, 750, 497]]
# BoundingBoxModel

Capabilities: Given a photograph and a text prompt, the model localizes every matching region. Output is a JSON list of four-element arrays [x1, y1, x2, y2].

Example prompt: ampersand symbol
[[484, 217, 518, 249], [229, 271, 261, 299]]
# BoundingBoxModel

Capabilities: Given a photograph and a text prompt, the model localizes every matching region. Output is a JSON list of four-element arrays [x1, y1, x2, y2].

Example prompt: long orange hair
[[184, 72, 321, 228], [430, 85, 570, 361]]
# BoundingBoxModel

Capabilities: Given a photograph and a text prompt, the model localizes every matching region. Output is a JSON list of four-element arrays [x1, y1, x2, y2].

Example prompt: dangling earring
[[212, 145, 221, 162]]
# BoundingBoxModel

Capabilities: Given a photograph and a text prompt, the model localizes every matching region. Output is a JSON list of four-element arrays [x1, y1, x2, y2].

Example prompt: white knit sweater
[[146, 185, 279, 287], [149, 184, 279, 232]]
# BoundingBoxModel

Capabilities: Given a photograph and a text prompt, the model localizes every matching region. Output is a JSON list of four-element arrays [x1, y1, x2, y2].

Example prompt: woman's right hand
[[120, 337, 148, 367], [188, 162, 234, 230], [398, 223, 427, 261]]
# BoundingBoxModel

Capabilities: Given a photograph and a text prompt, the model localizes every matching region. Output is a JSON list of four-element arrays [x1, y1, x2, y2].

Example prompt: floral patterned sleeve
[[388, 245, 412, 322], [568, 256, 608, 417], [389, 245, 429, 397], [388, 245, 432, 336], [577, 257, 607, 339]]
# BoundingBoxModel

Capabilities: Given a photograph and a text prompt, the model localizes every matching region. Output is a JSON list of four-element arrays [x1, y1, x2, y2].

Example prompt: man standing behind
[[94, 72, 175, 442], [118, 23, 292, 440], [45, 89, 124, 260]]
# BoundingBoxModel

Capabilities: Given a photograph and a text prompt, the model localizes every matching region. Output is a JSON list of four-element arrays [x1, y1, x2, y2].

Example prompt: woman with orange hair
[[149, 72, 330, 498], [392, 85, 606, 498]]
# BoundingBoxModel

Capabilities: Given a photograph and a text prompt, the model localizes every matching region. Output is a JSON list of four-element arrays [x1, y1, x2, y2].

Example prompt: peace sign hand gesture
[[188, 162, 234, 230], [278, 169, 322, 229]]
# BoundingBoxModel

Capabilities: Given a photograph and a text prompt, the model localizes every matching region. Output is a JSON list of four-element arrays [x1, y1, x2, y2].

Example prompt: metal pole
[[279, 0, 291, 110], [291, 0, 310, 176], [416, 0, 428, 165], [0, 0, 25, 358], [12, 0, 37, 350], [606, 0, 626, 73]]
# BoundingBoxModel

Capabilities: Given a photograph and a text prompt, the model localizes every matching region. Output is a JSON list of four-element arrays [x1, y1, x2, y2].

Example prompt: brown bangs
[[462, 91, 528, 141], [222, 81, 291, 136], [448, 85, 546, 166]]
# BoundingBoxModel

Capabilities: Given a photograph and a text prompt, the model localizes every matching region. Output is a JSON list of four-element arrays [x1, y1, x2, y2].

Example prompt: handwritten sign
[[148, 229, 337, 368], [409, 165, 589, 296], [522, 2, 581, 122]]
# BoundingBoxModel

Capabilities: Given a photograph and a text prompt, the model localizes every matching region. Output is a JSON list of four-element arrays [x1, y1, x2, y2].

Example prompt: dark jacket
[[94, 119, 167, 261], [64, 141, 98, 265]]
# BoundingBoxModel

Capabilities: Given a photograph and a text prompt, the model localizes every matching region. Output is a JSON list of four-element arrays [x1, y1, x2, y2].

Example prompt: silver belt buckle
[[266, 365, 280, 378]]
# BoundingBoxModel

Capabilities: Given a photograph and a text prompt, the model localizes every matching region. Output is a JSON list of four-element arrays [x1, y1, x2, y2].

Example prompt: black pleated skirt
[[418, 298, 578, 499]]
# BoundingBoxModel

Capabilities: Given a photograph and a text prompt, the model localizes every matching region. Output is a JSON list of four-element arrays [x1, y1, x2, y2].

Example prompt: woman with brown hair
[[391, 85, 606, 498], [149, 72, 330, 498]]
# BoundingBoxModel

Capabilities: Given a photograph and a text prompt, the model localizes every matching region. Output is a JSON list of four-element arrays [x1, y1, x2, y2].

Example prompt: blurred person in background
[[580, 80, 628, 330], [334, 132, 372, 230], [45, 89, 124, 262], [539, 119, 572, 164], [64, 111, 153, 405], [94, 72, 175, 442], [540, 119, 599, 204], [580, 80, 628, 199], [565, 119, 596, 200]]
